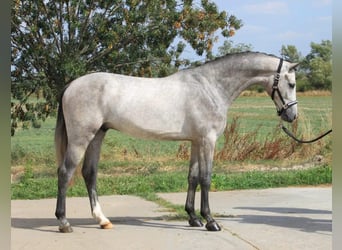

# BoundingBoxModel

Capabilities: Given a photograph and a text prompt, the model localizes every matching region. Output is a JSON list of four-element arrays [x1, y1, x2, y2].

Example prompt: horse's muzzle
[[277, 100, 297, 123], [280, 108, 297, 123]]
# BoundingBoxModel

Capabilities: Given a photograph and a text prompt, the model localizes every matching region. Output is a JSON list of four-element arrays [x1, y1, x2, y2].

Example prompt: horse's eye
[[288, 83, 295, 89]]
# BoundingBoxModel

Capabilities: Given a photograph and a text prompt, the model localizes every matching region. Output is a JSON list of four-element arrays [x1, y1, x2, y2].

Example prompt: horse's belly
[[107, 117, 188, 140], [105, 103, 189, 140]]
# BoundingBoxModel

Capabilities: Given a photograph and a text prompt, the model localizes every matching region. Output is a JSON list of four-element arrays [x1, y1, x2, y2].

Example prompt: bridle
[[272, 59, 332, 143], [271, 58, 298, 116]]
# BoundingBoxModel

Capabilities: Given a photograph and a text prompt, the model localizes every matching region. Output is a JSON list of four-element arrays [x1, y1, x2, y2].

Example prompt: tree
[[280, 44, 309, 91], [280, 45, 302, 63], [11, 0, 242, 135], [305, 40, 332, 90], [217, 40, 253, 56], [280, 41, 332, 91]]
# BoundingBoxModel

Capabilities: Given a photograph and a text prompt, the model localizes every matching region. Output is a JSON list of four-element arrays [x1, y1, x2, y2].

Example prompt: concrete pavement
[[159, 187, 332, 250], [11, 187, 331, 250]]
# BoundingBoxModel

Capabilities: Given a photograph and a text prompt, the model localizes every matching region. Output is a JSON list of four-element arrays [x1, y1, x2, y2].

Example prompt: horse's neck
[[222, 73, 272, 104], [202, 57, 277, 105]]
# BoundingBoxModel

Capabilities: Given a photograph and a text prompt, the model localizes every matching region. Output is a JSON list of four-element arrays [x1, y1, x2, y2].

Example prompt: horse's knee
[[199, 176, 211, 188], [188, 174, 199, 186]]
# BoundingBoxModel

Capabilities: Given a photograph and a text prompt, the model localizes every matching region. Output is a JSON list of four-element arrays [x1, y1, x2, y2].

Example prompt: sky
[[182, 0, 332, 61]]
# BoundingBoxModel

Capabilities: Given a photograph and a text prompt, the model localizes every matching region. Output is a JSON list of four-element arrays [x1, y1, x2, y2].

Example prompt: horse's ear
[[289, 62, 300, 71]]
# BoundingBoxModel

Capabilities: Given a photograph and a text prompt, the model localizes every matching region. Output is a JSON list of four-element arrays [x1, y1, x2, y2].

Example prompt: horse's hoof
[[100, 222, 113, 229], [59, 225, 73, 233], [205, 221, 221, 231], [188, 218, 204, 227]]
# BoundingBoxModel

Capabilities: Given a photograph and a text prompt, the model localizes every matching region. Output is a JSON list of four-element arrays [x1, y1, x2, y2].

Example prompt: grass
[[11, 94, 332, 201], [11, 164, 331, 200]]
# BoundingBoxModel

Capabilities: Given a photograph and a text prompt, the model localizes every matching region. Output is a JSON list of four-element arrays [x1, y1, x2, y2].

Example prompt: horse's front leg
[[199, 138, 221, 231], [185, 143, 203, 227], [82, 129, 112, 229]]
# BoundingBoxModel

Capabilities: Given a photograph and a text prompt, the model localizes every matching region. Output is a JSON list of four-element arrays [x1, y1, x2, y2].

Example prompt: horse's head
[[268, 59, 299, 123]]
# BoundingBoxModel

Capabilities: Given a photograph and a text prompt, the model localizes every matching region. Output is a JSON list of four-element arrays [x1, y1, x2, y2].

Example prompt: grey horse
[[55, 52, 298, 232]]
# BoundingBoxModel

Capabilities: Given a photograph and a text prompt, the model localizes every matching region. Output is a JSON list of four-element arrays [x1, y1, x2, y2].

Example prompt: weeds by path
[[215, 115, 331, 163]]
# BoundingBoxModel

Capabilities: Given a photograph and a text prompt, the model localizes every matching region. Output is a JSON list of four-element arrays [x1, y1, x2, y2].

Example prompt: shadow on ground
[[222, 207, 332, 233]]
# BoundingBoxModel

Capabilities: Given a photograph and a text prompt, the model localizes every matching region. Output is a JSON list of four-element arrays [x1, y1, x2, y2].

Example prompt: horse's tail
[[55, 85, 69, 167]]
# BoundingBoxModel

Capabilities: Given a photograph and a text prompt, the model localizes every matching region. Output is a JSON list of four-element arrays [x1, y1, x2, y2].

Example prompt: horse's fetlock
[[185, 204, 194, 214]]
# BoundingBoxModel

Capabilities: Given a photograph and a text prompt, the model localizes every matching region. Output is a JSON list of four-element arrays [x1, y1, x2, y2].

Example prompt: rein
[[272, 58, 332, 143], [280, 122, 332, 144]]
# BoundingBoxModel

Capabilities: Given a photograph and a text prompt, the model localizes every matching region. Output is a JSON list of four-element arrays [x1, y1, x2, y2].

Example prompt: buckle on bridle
[[274, 73, 280, 82]]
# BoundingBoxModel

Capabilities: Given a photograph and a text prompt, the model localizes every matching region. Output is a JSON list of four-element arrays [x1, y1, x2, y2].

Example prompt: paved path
[[11, 187, 331, 250]]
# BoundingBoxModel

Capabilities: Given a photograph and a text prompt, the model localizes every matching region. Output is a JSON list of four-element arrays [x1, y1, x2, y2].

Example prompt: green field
[[11, 94, 332, 199]]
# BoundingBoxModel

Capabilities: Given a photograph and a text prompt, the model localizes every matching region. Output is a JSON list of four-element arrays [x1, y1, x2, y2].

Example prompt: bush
[[215, 116, 330, 163]]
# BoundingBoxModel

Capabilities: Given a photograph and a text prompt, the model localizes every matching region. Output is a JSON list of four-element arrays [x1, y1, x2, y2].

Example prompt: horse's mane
[[206, 51, 281, 64], [185, 51, 282, 71]]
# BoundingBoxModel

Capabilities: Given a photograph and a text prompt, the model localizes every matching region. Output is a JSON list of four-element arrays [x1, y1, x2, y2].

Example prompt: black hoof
[[205, 221, 221, 231], [59, 225, 73, 233], [188, 218, 204, 227]]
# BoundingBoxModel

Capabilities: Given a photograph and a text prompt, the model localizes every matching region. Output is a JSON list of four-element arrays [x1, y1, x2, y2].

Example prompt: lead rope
[[280, 122, 332, 143]]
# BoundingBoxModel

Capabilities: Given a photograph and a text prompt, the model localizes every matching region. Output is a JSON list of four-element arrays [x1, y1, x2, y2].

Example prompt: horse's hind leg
[[55, 142, 89, 233], [82, 128, 112, 229]]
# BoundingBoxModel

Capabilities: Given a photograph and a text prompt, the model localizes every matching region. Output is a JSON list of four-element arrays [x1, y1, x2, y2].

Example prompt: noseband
[[271, 58, 298, 116]]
